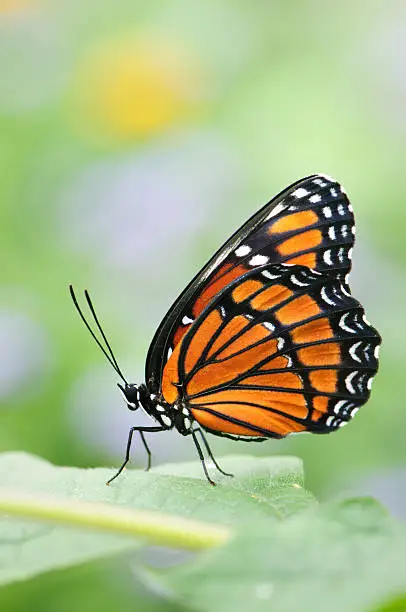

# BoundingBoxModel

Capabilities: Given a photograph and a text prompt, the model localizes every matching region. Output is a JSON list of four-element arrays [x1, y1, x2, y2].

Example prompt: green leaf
[[372, 594, 406, 612], [162, 498, 406, 612], [152, 453, 315, 519], [0, 452, 313, 586]]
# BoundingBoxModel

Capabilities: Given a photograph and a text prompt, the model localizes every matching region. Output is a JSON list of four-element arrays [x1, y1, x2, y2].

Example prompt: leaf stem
[[0, 488, 230, 551]]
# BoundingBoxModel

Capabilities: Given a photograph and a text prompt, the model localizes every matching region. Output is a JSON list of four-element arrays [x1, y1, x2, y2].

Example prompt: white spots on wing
[[292, 187, 309, 198], [362, 343, 372, 360], [326, 415, 335, 427], [351, 225, 356, 235], [249, 254, 269, 266], [340, 184, 347, 195], [367, 377, 374, 391], [348, 203, 353, 212], [313, 177, 328, 187], [349, 341, 362, 363], [286, 356, 293, 367], [321, 286, 336, 306], [156, 404, 166, 412], [340, 282, 351, 297], [333, 285, 345, 302], [182, 315, 194, 325], [333, 400, 347, 415], [330, 187, 337, 198], [262, 270, 280, 280], [167, 347, 173, 359], [362, 313, 371, 326], [235, 244, 251, 257], [328, 226, 336, 241], [337, 203, 345, 216], [345, 371, 358, 394], [338, 421, 348, 428], [344, 273, 350, 286], [263, 321, 275, 332], [323, 206, 332, 218], [184, 417, 192, 429], [347, 247, 353, 260], [219, 305, 227, 318], [150, 393, 156, 400], [354, 314, 366, 331], [266, 202, 286, 219], [277, 337, 285, 350], [351, 406, 359, 418], [374, 345, 380, 359], [323, 249, 333, 266], [309, 194, 322, 204], [182, 407, 189, 416], [333, 400, 359, 420], [161, 414, 172, 427], [338, 247, 345, 263], [290, 274, 309, 287], [341, 224, 348, 238]]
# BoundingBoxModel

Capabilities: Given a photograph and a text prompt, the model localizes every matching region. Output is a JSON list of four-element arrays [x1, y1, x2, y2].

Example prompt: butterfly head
[[117, 382, 140, 411]]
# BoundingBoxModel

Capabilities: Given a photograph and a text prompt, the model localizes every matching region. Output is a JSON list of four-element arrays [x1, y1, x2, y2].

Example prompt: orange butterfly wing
[[161, 264, 380, 438]]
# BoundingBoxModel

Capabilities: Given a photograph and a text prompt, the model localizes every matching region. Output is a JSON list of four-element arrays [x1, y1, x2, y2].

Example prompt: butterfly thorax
[[139, 383, 194, 436]]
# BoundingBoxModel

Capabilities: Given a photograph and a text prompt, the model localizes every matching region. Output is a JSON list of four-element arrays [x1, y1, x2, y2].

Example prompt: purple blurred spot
[[0, 309, 49, 401], [58, 132, 244, 271]]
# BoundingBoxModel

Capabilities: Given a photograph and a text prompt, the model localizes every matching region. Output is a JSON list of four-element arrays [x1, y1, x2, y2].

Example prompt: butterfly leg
[[192, 429, 217, 486], [194, 428, 234, 478], [139, 431, 152, 471], [106, 425, 164, 485]]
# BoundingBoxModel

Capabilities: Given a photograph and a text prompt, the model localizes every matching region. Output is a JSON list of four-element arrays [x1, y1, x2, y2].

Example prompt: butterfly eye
[[117, 383, 139, 411]]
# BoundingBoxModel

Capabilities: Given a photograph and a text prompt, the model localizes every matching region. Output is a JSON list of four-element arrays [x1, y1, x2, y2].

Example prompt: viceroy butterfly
[[70, 174, 381, 485]]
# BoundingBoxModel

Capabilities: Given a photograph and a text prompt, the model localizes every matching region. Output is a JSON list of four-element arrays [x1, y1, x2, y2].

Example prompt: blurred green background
[[0, 0, 404, 609]]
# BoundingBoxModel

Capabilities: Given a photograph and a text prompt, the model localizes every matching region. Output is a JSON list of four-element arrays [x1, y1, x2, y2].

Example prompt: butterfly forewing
[[146, 174, 355, 390], [161, 263, 380, 439]]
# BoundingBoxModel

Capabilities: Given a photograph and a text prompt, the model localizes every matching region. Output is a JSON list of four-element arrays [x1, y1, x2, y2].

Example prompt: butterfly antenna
[[83, 289, 128, 381], [69, 285, 128, 385]]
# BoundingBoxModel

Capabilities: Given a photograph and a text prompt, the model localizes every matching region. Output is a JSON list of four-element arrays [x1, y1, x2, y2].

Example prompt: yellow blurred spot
[[0, 0, 34, 11], [72, 35, 205, 141]]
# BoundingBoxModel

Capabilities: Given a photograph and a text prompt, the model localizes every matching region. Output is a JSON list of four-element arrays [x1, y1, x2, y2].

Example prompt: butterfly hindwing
[[161, 263, 380, 439], [146, 174, 355, 390]]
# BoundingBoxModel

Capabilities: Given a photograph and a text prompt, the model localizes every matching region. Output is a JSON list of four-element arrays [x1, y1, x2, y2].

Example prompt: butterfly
[[70, 174, 381, 485]]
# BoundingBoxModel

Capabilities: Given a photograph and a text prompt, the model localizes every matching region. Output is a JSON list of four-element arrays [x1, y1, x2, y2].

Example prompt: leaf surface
[[0, 452, 312, 585]]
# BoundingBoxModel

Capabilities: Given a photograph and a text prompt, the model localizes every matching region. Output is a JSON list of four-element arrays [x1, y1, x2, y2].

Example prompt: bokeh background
[[0, 0, 405, 609]]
